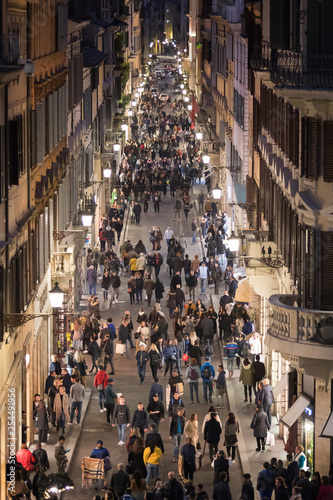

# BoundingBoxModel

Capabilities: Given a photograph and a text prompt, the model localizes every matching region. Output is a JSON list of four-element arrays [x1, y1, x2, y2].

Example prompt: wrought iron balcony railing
[[251, 44, 333, 89]]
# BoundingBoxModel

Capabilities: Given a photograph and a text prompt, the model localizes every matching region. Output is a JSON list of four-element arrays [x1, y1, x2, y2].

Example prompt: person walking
[[131, 402, 149, 436], [252, 355, 266, 393], [32, 442, 50, 473], [239, 357, 255, 403], [110, 463, 131, 498], [256, 462, 273, 499], [87, 265, 97, 295], [105, 378, 117, 425], [54, 436, 68, 473], [88, 337, 100, 374], [185, 358, 201, 403], [184, 414, 199, 448], [164, 226, 174, 247], [223, 412, 240, 462], [201, 357, 215, 404], [174, 198, 182, 220], [69, 377, 85, 425], [54, 385, 69, 434], [136, 343, 149, 384], [262, 378, 274, 426], [133, 202, 142, 224], [250, 404, 270, 451], [224, 337, 238, 378], [33, 399, 49, 444], [203, 412, 222, 463], [113, 395, 131, 446], [144, 274, 154, 306], [186, 270, 197, 300], [191, 218, 198, 243], [213, 472, 231, 500], [147, 394, 165, 431], [143, 439, 162, 484], [181, 437, 196, 481], [104, 333, 116, 375], [241, 474, 255, 500], [212, 262, 222, 295], [213, 450, 230, 483], [110, 270, 121, 304], [94, 364, 108, 412], [197, 262, 208, 294], [215, 364, 227, 408], [169, 408, 185, 463]]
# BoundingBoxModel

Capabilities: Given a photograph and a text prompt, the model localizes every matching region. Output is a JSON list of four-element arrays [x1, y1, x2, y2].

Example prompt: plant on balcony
[[120, 93, 131, 107], [121, 61, 130, 91]]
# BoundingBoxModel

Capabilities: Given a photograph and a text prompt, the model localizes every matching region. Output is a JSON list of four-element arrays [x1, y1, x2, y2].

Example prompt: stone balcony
[[266, 294, 333, 388]]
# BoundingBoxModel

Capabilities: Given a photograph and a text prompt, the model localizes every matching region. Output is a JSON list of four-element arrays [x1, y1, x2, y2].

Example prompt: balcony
[[266, 294, 333, 385], [0, 34, 19, 64], [251, 44, 333, 89]]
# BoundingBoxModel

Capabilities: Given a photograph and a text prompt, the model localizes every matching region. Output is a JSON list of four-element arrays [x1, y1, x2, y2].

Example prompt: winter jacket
[[170, 414, 185, 436], [202, 317, 214, 337], [181, 443, 196, 464], [105, 385, 117, 404], [143, 446, 162, 465], [146, 400, 165, 423], [94, 370, 108, 390], [204, 418, 222, 444], [136, 350, 149, 366], [214, 455, 230, 483], [54, 393, 70, 423], [257, 469, 272, 495], [144, 278, 154, 295], [16, 449, 36, 471], [201, 361, 215, 380], [148, 382, 163, 401], [188, 344, 203, 367], [131, 409, 148, 429], [224, 341, 238, 358], [250, 409, 270, 437], [88, 340, 100, 358], [87, 267, 97, 286], [239, 362, 255, 386], [145, 431, 164, 453], [262, 384, 274, 406], [252, 361, 266, 381], [213, 481, 231, 500], [113, 403, 131, 425]]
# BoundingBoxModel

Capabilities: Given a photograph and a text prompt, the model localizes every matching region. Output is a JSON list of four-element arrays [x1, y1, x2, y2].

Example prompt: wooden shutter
[[17, 115, 23, 176], [23, 244, 28, 308], [323, 0, 333, 55], [307, 0, 320, 56], [68, 59, 73, 110], [53, 89, 58, 146], [323, 121, 333, 181], [306, 227, 315, 308], [48, 94, 54, 153], [36, 101, 45, 165], [290, 108, 299, 167], [9, 119, 19, 185], [270, 0, 290, 50], [291, 0, 300, 51], [31, 109, 37, 168], [321, 231, 333, 310], [307, 117, 319, 179]]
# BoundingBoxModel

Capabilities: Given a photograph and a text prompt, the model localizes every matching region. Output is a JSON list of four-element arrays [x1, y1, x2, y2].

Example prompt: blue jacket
[[149, 383, 163, 402], [90, 447, 110, 459], [224, 342, 238, 358], [201, 362, 215, 380], [136, 351, 149, 365], [162, 345, 176, 360]]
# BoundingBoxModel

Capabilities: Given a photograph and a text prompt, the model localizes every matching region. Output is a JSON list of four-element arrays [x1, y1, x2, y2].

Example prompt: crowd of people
[[9, 65, 333, 500]]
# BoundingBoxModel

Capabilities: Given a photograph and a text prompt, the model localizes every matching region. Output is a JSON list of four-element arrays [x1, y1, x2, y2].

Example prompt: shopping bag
[[182, 353, 189, 362], [266, 431, 275, 447], [177, 382, 184, 395], [116, 343, 125, 354]]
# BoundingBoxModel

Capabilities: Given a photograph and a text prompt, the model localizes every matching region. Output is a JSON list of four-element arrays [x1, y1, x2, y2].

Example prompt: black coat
[[275, 486, 290, 500], [214, 455, 230, 483], [188, 343, 203, 367], [169, 414, 185, 436], [165, 478, 184, 500], [110, 470, 131, 497], [204, 418, 222, 444], [213, 481, 231, 500], [153, 281, 165, 299], [250, 409, 270, 437], [252, 361, 266, 382]]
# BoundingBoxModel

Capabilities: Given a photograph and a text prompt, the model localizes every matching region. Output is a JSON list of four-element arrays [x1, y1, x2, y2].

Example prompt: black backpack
[[202, 365, 211, 380]]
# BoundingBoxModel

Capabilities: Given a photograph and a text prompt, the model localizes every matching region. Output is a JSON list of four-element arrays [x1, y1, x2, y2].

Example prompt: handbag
[[104, 457, 112, 471], [127, 288, 133, 294], [116, 343, 125, 354], [225, 434, 238, 446], [97, 384, 104, 391], [182, 353, 189, 362]]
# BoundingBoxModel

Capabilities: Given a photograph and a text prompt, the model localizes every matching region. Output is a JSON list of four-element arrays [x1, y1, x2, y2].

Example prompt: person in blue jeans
[[112, 395, 131, 446], [69, 379, 85, 424], [191, 219, 198, 242], [94, 365, 108, 412], [87, 265, 97, 295], [169, 409, 185, 462], [136, 344, 149, 384], [201, 358, 215, 404], [144, 440, 162, 484]]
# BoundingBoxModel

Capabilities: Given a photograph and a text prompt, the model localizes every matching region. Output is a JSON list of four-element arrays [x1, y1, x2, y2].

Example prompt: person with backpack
[[201, 357, 215, 404], [239, 358, 255, 403], [238, 333, 251, 359], [185, 358, 201, 403]]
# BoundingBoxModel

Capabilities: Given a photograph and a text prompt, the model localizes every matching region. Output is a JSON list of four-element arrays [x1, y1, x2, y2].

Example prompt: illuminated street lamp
[[202, 155, 210, 164], [131, 100, 137, 107], [196, 132, 203, 140], [103, 167, 112, 178], [81, 214, 93, 227], [113, 143, 121, 152], [228, 231, 240, 252], [212, 185, 222, 200], [128, 110, 133, 117], [121, 124, 128, 132], [187, 104, 192, 111], [135, 92, 139, 98], [182, 89, 187, 95], [180, 84, 184, 89], [49, 282, 65, 309], [184, 96, 189, 102]]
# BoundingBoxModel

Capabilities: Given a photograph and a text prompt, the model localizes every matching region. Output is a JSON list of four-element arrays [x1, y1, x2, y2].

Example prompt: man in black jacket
[[188, 340, 203, 367], [296, 470, 317, 500], [186, 271, 197, 300], [104, 334, 115, 375], [241, 474, 254, 500], [164, 471, 184, 500], [110, 463, 131, 497], [169, 409, 185, 462], [213, 472, 231, 500], [131, 402, 148, 436], [204, 412, 222, 462], [147, 394, 165, 430], [252, 355, 265, 393], [219, 291, 233, 311], [214, 450, 230, 483], [145, 422, 165, 453], [286, 454, 299, 493], [133, 202, 142, 224]]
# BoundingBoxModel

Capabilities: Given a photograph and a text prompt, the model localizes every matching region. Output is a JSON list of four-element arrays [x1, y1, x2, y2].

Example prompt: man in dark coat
[[286, 453, 299, 494], [241, 473, 254, 500], [110, 463, 131, 497], [61, 368, 72, 395], [213, 472, 231, 500], [262, 378, 274, 426], [32, 442, 50, 472], [164, 471, 184, 500], [214, 450, 230, 483], [250, 404, 270, 451], [219, 291, 233, 311], [252, 355, 266, 393], [188, 340, 203, 367], [133, 202, 142, 224], [44, 371, 56, 396], [204, 412, 222, 462], [145, 422, 164, 453], [296, 470, 317, 500], [228, 277, 238, 298]]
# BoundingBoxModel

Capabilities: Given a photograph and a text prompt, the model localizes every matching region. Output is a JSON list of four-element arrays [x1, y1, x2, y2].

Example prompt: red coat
[[16, 449, 36, 471], [94, 370, 108, 389]]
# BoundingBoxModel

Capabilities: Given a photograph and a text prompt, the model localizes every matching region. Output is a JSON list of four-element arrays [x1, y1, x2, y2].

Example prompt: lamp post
[[202, 155, 210, 165], [49, 282, 65, 309], [81, 214, 93, 227], [228, 231, 240, 253]]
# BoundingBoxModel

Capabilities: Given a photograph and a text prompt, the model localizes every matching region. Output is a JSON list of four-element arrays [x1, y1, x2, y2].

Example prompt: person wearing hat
[[136, 343, 149, 384], [250, 404, 270, 451], [105, 378, 117, 425], [147, 395, 165, 431]]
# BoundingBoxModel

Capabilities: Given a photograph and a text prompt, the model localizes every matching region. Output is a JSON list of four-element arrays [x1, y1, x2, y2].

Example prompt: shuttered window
[[57, 4, 68, 51], [306, 227, 316, 308], [8, 116, 23, 186], [323, 121, 333, 181], [301, 117, 320, 179], [321, 232, 333, 310], [48, 94, 54, 153], [38, 214, 45, 280], [68, 59, 73, 110], [291, 0, 300, 51], [36, 101, 46, 165], [53, 89, 58, 146], [270, 0, 290, 50], [290, 109, 299, 167], [0, 126, 5, 200], [31, 109, 37, 168]]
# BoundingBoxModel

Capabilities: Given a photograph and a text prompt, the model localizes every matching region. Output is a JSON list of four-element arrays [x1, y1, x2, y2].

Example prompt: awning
[[272, 372, 289, 400], [296, 191, 322, 212], [280, 395, 311, 428], [234, 182, 246, 204], [320, 410, 333, 438]]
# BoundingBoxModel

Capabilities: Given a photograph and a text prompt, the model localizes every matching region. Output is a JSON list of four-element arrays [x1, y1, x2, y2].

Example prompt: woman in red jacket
[[16, 444, 36, 473], [94, 364, 108, 412]]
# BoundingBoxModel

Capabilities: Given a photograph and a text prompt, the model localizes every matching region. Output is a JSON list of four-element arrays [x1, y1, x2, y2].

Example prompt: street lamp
[[135, 92, 139, 98], [103, 167, 112, 178], [113, 143, 121, 152], [121, 124, 128, 132], [180, 84, 184, 89], [202, 155, 210, 164], [187, 104, 192, 111], [128, 110, 133, 117], [212, 185, 222, 200], [182, 89, 187, 95], [81, 214, 93, 227], [228, 231, 240, 252], [184, 96, 189, 102], [49, 282, 65, 309], [196, 132, 203, 140], [131, 100, 137, 107]]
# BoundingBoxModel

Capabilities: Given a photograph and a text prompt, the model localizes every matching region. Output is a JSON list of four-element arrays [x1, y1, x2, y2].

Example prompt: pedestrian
[[144, 439, 162, 484], [239, 357, 255, 403], [224, 412, 240, 462], [113, 395, 131, 446], [134, 201, 142, 224], [32, 442, 50, 473], [105, 378, 117, 425], [252, 355, 266, 393], [168, 391, 185, 417], [275, 477, 291, 500], [213, 450, 230, 483], [88, 336, 100, 374], [250, 404, 270, 451], [212, 262, 222, 295], [69, 377, 85, 425], [111, 463, 131, 498], [148, 378, 163, 402], [184, 414, 199, 448], [110, 270, 121, 304], [294, 444, 307, 470], [131, 402, 148, 436], [131, 470, 147, 500], [169, 408, 185, 462], [173, 197, 182, 220], [153, 277, 165, 303], [101, 269, 111, 301], [213, 472, 231, 500], [87, 265, 97, 295], [188, 339, 203, 367], [256, 462, 273, 499], [286, 454, 300, 494], [181, 437, 196, 481], [136, 343, 149, 384], [54, 436, 68, 473], [215, 364, 226, 408], [228, 276, 238, 298], [262, 378, 274, 426], [164, 471, 184, 500], [224, 337, 238, 377], [145, 422, 165, 454], [186, 358, 201, 404], [164, 226, 174, 247], [90, 439, 111, 489], [144, 274, 154, 306], [33, 399, 48, 444], [53, 385, 69, 434], [241, 473, 254, 500], [186, 270, 197, 300], [201, 357, 215, 404], [197, 262, 208, 294], [94, 364, 108, 412], [203, 412, 222, 463], [290, 487, 302, 500], [191, 218, 198, 243], [104, 333, 116, 375]]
